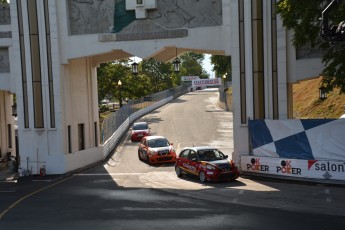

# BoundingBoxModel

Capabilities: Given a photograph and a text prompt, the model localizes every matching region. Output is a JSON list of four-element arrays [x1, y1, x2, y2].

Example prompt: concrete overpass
[[0, 0, 324, 175]]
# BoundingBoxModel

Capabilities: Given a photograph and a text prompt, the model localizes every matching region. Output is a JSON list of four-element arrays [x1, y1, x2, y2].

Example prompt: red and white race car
[[175, 146, 239, 182], [130, 122, 150, 142], [138, 136, 176, 164]]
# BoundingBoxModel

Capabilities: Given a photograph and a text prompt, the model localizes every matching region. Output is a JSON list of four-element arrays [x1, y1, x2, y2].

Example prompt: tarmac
[[0, 165, 17, 181]]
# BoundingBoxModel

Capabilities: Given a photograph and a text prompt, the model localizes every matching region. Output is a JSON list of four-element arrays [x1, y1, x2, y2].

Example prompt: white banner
[[192, 78, 221, 87], [241, 155, 345, 181], [181, 76, 200, 81]]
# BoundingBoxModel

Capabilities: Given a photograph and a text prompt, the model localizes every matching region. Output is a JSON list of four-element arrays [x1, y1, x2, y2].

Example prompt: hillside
[[293, 77, 345, 119]]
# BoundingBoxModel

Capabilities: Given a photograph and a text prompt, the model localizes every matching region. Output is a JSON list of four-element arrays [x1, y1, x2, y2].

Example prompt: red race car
[[138, 136, 176, 164], [130, 122, 150, 142], [175, 146, 239, 182]]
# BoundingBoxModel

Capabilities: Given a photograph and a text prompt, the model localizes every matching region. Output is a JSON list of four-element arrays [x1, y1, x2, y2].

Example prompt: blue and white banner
[[248, 119, 345, 161]]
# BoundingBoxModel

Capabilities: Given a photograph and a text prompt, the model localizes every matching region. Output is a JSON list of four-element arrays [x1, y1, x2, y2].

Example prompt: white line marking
[[76, 173, 147, 176]]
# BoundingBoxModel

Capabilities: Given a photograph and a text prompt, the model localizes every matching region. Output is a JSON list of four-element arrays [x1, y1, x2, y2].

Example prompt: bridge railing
[[101, 84, 190, 158]]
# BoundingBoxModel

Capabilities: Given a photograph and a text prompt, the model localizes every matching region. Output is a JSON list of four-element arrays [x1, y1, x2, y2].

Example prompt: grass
[[293, 77, 345, 119]]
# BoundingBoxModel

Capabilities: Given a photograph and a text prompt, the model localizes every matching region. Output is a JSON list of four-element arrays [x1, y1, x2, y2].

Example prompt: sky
[[202, 54, 215, 78]]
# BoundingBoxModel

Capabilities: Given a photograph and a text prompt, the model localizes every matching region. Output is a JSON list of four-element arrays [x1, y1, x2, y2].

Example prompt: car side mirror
[[170, 143, 173, 145], [225, 155, 229, 159]]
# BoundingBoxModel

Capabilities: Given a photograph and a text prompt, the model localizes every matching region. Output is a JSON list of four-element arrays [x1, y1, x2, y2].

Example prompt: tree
[[96, 52, 212, 105], [179, 52, 209, 79], [141, 58, 173, 93], [276, 0, 345, 93], [210, 55, 232, 81], [97, 61, 131, 104]]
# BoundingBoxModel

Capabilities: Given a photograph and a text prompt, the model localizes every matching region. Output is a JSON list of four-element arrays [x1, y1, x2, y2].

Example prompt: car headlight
[[149, 150, 157, 156], [206, 164, 216, 170]]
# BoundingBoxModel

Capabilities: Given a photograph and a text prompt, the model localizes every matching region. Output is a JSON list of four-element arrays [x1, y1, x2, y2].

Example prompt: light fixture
[[172, 48, 180, 73], [222, 73, 227, 86], [118, 80, 123, 107], [11, 103, 17, 117], [131, 59, 139, 75], [137, 0, 143, 4], [173, 58, 180, 73], [319, 86, 327, 100]]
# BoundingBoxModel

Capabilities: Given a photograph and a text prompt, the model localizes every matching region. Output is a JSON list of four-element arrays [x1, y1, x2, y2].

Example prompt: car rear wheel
[[138, 151, 141, 161], [175, 166, 183, 178], [199, 171, 207, 183]]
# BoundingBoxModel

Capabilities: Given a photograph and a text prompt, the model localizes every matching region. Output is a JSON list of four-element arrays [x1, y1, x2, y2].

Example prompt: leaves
[[97, 52, 209, 104], [210, 55, 231, 80], [276, 0, 345, 93]]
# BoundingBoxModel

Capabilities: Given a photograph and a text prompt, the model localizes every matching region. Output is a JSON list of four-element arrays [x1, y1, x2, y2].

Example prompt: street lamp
[[173, 58, 180, 73], [319, 86, 327, 100], [11, 103, 17, 117], [222, 73, 227, 87], [131, 61, 139, 75], [118, 80, 123, 107]]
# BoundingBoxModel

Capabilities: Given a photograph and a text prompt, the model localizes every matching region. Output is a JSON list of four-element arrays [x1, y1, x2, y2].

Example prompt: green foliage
[[276, 0, 345, 93], [179, 52, 209, 79], [210, 55, 232, 81], [141, 58, 173, 93], [97, 52, 210, 105]]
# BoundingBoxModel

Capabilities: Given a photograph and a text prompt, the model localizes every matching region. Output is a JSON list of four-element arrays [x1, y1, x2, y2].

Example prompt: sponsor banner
[[181, 76, 200, 81], [248, 119, 345, 161], [241, 155, 345, 181], [192, 78, 221, 87]]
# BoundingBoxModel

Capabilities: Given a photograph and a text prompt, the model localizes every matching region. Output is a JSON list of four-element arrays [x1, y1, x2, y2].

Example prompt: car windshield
[[148, 138, 170, 148], [197, 149, 226, 161], [133, 123, 148, 130]]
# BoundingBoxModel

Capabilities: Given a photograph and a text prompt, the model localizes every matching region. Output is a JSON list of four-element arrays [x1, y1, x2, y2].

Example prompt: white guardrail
[[102, 96, 174, 159]]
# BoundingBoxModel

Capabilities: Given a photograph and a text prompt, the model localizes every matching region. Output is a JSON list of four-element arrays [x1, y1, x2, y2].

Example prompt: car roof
[[133, 122, 148, 126], [143, 135, 167, 140], [182, 146, 217, 151]]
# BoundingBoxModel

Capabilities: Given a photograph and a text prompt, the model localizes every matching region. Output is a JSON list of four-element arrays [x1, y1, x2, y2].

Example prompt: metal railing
[[101, 84, 190, 143]]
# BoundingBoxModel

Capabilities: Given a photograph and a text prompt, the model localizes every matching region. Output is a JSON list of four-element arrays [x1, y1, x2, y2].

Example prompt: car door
[[176, 149, 190, 173], [187, 150, 199, 176], [139, 139, 147, 159]]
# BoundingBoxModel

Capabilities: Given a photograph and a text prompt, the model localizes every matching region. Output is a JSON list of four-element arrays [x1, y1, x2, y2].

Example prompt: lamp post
[[173, 58, 180, 73], [222, 73, 227, 87], [319, 86, 327, 100], [131, 61, 138, 75], [118, 80, 123, 107], [11, 103, 17, 117]]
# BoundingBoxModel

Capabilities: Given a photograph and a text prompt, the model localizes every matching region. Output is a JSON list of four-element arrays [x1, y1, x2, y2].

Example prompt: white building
[[0, 0, 324, 175]]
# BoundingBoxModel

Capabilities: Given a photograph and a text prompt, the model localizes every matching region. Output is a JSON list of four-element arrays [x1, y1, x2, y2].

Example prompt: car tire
[[175, 166, 183, 178], [146, 154, 150, 163], [138, 151, 141, 161], [199, 171, 207, 183]]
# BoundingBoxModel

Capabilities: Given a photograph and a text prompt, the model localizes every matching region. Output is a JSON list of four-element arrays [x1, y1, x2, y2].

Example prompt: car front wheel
[[199, 171, 207, 183], [175, 166, 183, 178]]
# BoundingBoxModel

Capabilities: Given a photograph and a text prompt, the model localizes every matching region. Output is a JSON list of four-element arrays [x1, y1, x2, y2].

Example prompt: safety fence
[[101, 84, 190, 158]]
